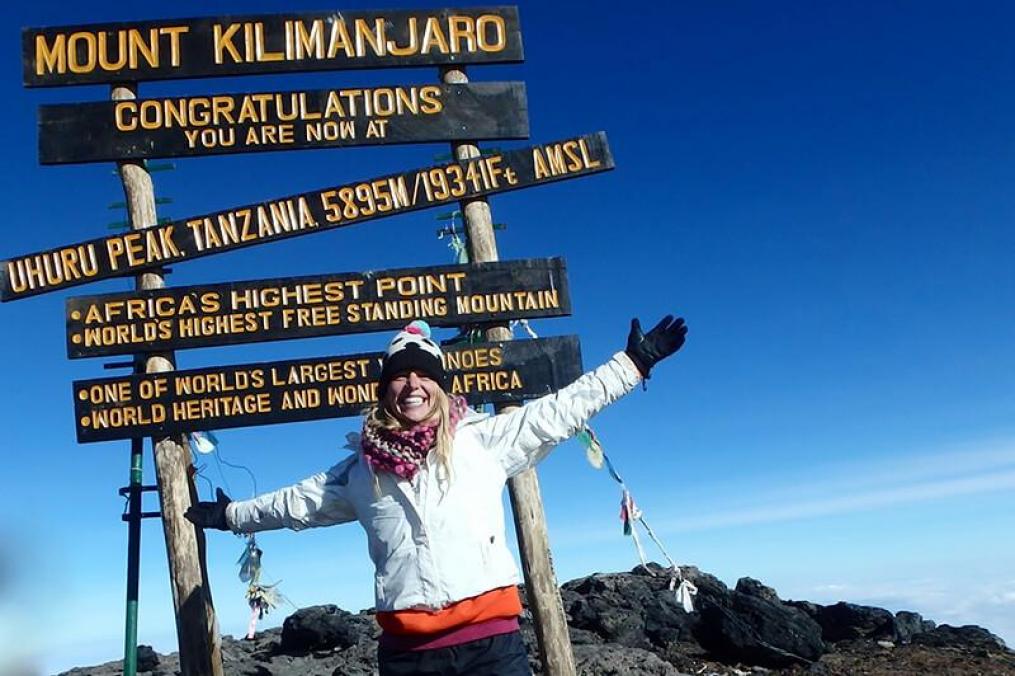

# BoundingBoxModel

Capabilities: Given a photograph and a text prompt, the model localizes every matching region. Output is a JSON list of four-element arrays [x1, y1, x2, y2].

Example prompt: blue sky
[[1, 1, 1014, 673]]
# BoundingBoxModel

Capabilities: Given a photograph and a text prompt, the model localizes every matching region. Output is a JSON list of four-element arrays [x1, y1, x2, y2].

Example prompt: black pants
[[378, 630, 532, 675]]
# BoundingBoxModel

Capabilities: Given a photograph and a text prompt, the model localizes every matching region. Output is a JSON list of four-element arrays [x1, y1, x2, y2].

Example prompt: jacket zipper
[[420, 458, 449, 608], [413, 463, 436, 608]]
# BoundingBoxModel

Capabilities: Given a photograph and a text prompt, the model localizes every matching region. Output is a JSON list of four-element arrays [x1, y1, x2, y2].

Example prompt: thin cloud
[[556, 442, 1015, 546], [657, 470, 1015, 534], [730, 441, 1015, 507]]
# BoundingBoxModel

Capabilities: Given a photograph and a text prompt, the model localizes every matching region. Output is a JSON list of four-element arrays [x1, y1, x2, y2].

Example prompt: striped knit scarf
[[361, 396, 468, 481]]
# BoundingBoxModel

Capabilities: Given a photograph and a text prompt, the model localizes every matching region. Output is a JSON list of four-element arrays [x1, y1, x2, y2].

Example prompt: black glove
[[185, 487, 232, 531], [626, 315, 688, 378]]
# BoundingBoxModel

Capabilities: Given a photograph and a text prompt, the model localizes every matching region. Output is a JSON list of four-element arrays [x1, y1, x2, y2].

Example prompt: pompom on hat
[[377, 320, 447, 397]]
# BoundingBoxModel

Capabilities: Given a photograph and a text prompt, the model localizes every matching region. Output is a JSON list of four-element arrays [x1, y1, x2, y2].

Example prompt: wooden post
[[440, 66, 577, 676], [111, 85, 224, 676]]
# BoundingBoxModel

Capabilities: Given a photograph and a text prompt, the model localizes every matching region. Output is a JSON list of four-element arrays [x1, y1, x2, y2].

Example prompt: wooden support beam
[[440, 66, 577, 676], [111, 84, 224, 676]]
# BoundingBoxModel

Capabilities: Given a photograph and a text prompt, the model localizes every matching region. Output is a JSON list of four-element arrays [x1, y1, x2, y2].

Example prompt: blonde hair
[[364, 386, 455, 483]]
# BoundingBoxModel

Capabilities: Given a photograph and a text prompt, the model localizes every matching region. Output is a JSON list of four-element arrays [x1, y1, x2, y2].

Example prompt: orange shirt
[[376, 586, 523, 635]]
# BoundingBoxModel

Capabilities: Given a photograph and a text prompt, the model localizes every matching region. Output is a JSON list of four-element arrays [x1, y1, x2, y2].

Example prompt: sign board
[[2, 131, 612, 301], [39, 82, 529, 164], [24, 7, 524, 87], [66, 258, 571, 358], [73, 335, 582, 443]]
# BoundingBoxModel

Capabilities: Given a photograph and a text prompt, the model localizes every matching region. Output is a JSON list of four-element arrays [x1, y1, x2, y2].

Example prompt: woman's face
[[384, 370, 441, 425]]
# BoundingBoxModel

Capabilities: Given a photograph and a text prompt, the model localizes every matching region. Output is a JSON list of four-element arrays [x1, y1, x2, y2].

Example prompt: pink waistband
[[379, 616, 520, 652]]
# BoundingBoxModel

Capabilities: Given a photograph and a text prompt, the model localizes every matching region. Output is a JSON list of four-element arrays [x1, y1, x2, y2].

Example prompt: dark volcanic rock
[[694, 590, 825, 668], [894, 610, 928, 643], [326, 638, 379, 676], [563, 566, 667, 647], [736, 576, 781, 604], [816, 601, 897, 642], [643, 589, 698, 647], [813, 634, 1015, 675], [279, 604, 365, 653], [136, 644, 159, 671], [57, 564, 1015, 676], [912, 624, 1008, 652], [573, 643, 687, 675], [560, 563, 729, 651], [786, 599, 821, 621], [563, 575, 652, 648]]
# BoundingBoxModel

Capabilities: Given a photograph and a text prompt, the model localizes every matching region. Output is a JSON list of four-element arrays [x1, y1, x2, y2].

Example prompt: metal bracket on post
[[119, 484, 161, 522], [105, 361, 139, 371], [119, 485, 159, 496]]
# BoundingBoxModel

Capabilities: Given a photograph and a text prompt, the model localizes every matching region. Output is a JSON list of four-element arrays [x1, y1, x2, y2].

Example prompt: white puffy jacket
[[226, 352, 641, 612]]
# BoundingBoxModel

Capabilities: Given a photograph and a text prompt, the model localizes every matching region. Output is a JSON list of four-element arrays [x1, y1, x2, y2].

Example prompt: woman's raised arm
[[466, 315, 687, 477], [187, 455, 359, 534]]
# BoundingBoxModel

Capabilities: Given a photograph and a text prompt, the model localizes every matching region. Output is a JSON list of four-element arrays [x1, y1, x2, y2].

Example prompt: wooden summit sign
[[66, 258, 571, 358], [1, 132, 612, 301], [39, 82, 529, 164], [24, 7, 523, 87], [73, 335, 582, 443]]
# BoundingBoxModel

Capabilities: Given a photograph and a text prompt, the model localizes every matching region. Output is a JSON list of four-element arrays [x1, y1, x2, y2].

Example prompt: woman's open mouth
[[400, 395, 427, 410]]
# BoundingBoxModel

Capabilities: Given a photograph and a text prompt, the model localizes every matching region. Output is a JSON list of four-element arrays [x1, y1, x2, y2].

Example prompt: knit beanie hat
[[377, 320, 447, 397]]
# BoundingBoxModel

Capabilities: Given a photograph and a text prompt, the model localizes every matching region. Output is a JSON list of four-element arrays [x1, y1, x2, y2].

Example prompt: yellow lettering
[[35, 34, 66, 75], [214, 23, 242, 64], [67, 32, 97, 74]]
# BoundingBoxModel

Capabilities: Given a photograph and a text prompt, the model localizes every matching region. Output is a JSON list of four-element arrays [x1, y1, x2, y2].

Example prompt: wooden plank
[[72, 336, 583, 443], [1, 132, 612, 302], [111, 83, 223, 676], [66, 258, 570, 358], [24, 7, 524, 87], [442, 64, 576, 675], [39, 82, 529, 164]]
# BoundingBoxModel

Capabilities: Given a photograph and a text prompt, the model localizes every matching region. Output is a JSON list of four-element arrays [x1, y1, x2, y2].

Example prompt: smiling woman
[[387, 370, 442, 423], [186, 315, 688, 674]]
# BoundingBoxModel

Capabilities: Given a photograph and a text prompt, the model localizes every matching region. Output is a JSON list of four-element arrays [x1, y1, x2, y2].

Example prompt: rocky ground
[[59, 563, 1015, 675]]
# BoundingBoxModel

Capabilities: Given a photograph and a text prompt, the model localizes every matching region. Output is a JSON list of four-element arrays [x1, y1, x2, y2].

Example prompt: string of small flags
[[190, 431, 288, 637], [190, 430, 218, 454], [437, 233, 695, 611], [502, 319, 697, 614], [237, 535, 285, 639], [436, 211, 469, 263], [576, 427, 697, 613], [448, 231, 468, 263]]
